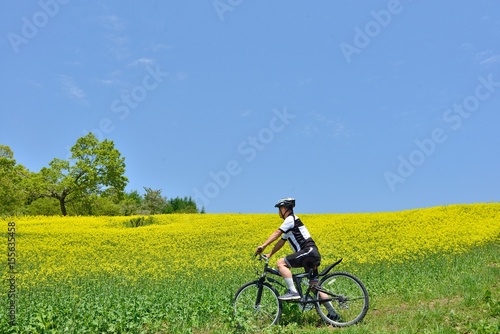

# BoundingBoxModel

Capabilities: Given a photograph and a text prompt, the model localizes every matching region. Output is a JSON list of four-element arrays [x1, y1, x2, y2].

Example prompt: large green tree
[[33, 133, 128, 216], [0, 145, 29, 215]]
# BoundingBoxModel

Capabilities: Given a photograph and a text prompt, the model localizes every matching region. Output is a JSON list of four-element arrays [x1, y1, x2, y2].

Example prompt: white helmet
[[274, 197, 295, 209]]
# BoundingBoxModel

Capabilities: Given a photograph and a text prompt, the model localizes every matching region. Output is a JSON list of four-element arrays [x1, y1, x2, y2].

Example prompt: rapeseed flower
[[2, 203, 499, 287]]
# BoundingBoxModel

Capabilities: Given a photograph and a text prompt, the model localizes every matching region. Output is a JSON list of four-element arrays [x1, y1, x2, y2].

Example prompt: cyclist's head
[[274, 197, 295, 218]]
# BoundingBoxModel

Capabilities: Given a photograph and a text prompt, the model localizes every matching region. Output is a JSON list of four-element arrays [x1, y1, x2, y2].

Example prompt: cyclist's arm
[[256, 229, 283, 254], [267, 238, 286, 258]]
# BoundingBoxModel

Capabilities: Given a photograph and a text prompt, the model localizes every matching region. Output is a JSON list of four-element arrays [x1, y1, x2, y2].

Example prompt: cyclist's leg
[[313, 281, 340, 319], [302, 249, 339, 318], [301, 247, 321, 284], [311, 282, 339, 318], [278, 248, 318, 299], [277, 257, 299, 297], [278, 251, 316, 300], [282, 249, 308, 281], [319, 292, 337, 315], [277, 257, 293, 279]]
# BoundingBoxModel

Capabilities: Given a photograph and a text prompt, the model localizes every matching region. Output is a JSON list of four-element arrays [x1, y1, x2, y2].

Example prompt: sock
[[325, 302, 336, 314], [284, 278, 297, 293]]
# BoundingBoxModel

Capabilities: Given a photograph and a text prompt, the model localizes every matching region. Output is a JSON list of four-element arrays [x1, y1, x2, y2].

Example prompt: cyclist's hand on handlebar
[[256, 253, 269, 262], [255, 245, 264, 255]]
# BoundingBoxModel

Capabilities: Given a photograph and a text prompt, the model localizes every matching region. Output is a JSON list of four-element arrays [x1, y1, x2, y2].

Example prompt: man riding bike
[[255, 197, 322, 301]]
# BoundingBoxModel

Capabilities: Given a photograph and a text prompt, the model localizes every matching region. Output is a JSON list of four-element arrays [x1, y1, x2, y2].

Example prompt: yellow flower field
[[3, 203, 499, 289]]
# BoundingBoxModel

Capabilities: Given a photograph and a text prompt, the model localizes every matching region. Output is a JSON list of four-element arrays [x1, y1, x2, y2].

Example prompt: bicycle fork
[[254, 277, 266, 307]]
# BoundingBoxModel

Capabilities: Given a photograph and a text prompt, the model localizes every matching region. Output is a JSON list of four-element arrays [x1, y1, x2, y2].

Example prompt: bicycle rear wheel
[[315, 272, 369, 327], [234, 281, 282, 331]]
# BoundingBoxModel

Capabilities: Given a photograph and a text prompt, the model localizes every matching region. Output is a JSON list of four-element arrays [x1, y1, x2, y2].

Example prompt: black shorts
[[284, 247, 321, 277]]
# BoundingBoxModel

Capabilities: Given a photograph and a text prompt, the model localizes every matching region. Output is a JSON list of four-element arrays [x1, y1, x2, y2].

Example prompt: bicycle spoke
[[234, 282, 281, 331], [315, 272, 369, 327]]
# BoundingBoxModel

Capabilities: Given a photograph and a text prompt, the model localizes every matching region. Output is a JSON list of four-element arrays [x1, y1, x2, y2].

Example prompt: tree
[[119, 190, 143, 215], [32, 133, 128, 216], [142, 187, 167, 214], [25, 197, 60, 216], [0, 145, 29, 216], [164, 196, 199, 213], [92, 195, 121, 216]]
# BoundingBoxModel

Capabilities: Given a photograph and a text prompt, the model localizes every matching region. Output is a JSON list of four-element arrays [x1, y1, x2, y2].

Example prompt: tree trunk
[[59, 197, 67, 216]]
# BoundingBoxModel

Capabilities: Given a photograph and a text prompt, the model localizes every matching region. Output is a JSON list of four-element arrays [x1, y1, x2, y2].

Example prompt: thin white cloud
[[475, 50, 500, 67], [65, 60, 83, 67], [479, 54, 500, 66], [174, 71, 189, 81], [239, 109, 252, 118], [459, 42, 474, 51], [300, 125, 318, 137], [129, 57, 155, 67], [330, 122, 348, 137], [97, 15, 131, 61], [397, 106, 418, 117], [152, 43, 173, 52], [298, 78, 313, 87], [393, 60, 405, 67], [303, 111, 352, 138], [99, 15, 126, 32], [28, 80, 43, 89], [105, 34, 131, 60], [97, 70, 128, 87], [59, 75, 86, 101], [99, 79, 115, 85]]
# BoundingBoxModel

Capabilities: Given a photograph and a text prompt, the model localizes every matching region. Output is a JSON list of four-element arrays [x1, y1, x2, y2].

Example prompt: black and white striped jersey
[[279, 215, 317, 252]]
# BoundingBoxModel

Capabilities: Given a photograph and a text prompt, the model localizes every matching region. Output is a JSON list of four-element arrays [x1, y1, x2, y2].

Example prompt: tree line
[[0, 133, 202, 216]]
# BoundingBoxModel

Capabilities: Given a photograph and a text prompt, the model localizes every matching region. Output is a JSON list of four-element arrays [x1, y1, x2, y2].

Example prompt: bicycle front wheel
[[234, 280, 282, 331], [315, 272, 369, 327]]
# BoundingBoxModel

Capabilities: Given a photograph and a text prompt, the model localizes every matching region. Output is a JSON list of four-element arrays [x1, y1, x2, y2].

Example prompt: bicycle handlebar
[[255, 253, 269, 264]]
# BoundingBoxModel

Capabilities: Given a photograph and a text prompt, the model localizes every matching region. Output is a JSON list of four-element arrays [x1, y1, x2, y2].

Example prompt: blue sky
[[1, 0, 499, 213]]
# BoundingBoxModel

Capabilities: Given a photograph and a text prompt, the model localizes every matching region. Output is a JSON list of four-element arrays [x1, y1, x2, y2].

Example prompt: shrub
[[126, 216, 157, 228]]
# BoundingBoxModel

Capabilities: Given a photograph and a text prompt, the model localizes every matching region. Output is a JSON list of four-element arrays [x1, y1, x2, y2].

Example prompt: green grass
[[2, 242, 499, 333], [276, 241, 500, 334]]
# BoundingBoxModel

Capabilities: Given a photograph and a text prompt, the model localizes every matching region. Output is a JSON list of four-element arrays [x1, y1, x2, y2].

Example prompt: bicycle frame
[[256, 254, 343, 306]]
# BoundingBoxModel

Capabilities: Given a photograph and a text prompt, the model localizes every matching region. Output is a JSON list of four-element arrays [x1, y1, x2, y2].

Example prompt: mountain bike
[[233, 254, 369, 331]]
